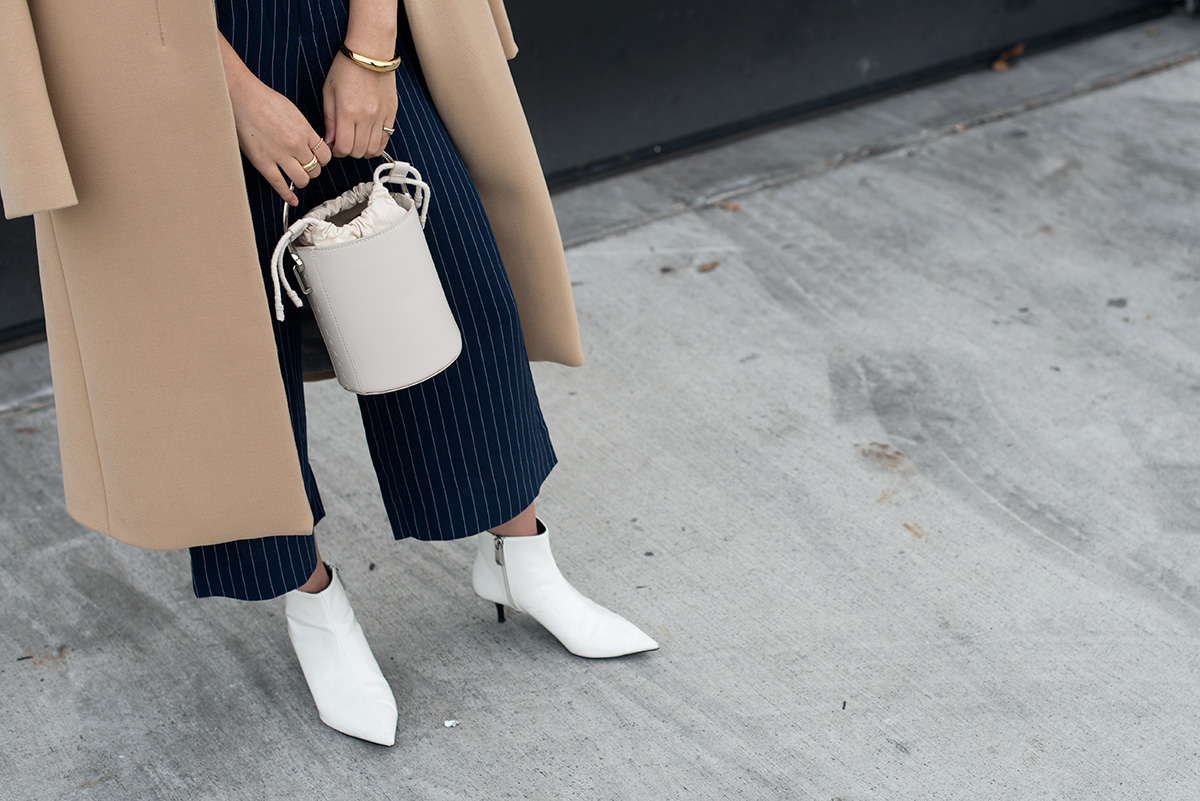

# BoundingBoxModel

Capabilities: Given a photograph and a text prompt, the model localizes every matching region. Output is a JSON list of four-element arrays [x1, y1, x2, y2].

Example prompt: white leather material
[[285, 565, 398, 746], [270, 160, 461, 395], [472, 524, 660, 659]]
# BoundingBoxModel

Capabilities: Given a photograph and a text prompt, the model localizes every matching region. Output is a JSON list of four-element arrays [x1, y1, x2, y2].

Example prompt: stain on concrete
[[16, 645, 69, 672], [857, 442, 916, 474], [75, 775, 114, 790]]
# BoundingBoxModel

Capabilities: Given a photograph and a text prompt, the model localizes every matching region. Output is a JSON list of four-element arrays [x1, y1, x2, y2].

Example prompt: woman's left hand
[[322, 49, 398, 159]]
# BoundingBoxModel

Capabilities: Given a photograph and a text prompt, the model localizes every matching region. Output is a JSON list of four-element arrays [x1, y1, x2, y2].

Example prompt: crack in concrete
[[0, 385, 56, 418]]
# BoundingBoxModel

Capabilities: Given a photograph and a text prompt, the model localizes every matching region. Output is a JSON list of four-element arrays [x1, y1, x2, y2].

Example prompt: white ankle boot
[[471, 520, 659, 658], [284, 564, 398, 746]]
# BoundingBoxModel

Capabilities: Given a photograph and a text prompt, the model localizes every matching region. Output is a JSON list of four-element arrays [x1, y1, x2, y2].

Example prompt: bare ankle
[[298, 562, 331, 593], [488, 502, 538, 537]]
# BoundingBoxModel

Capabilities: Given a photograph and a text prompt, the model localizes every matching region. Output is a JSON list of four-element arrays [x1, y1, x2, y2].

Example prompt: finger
[[351, 121, 370, 160], [366, 111, 386, 158], [279, 156, 312, 190], [290, 157, 314, 188], [373, 98, 397, 158], [293, 133, 324, 180], [341, 116, 360, 159], [322, 114, 336, 149], [365, 124, 385, 159], [297, 149, 322, 181], [383, 90, 399, 155], [375, 109, 398, 158], [365, 121, 381, 159], [322, 84, 336, 145], [310, 138, 332, 167], [330, 110, 352, 157], [372, 115, 391, 157], [252, 155, 298, 206]]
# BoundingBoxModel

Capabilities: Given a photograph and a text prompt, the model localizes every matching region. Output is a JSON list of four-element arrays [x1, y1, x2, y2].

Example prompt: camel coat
[[0, 0, 582, 550]]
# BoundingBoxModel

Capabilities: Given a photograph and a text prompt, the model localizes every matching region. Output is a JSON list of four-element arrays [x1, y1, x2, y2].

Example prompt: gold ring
[[310, 140, 327, 154], [301, 155, 320, 173], [382, 126, 396, 136]]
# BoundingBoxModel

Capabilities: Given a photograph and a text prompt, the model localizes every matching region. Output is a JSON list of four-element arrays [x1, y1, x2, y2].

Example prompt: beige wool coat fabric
[[0, 0, 582, 551]]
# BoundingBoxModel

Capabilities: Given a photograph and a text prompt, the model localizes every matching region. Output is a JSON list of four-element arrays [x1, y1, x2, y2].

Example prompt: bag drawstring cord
[[269, 218, 316, 321]]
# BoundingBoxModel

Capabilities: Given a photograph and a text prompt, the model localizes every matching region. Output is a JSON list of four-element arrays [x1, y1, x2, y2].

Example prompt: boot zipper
[[493, 533, 517, 609]]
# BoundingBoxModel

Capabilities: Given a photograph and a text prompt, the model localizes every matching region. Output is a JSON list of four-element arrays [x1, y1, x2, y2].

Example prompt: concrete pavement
[[4, 13, 1200, 800]]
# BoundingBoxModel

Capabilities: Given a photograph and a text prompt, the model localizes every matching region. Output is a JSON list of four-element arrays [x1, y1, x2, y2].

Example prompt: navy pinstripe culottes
[[190, 0, 557, 601]]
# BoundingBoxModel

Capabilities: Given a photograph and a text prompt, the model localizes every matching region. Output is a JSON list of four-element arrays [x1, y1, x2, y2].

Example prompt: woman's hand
[[322, 46, 399, 159], [219, 34, 330, 206], [323, 0, 400, 159]]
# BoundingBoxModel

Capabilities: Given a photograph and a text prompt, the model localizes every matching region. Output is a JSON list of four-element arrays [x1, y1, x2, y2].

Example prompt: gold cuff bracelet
[[338, 43, 402, 73]]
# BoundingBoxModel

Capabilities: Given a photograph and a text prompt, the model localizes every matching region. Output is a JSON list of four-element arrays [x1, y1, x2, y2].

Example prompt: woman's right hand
[[219, 34, 330, 206]]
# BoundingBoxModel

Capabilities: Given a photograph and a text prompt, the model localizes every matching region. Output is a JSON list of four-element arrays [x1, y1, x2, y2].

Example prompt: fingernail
[[289, 197, 299, 206]]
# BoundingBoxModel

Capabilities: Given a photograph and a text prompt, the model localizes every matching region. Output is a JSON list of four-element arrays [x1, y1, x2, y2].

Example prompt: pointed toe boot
[[471, 521, 659, 658], [285, 564, 398, 746]]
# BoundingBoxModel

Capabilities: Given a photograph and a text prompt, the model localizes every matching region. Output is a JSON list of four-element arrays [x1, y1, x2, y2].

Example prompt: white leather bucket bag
[[269, 160, 462, 395]]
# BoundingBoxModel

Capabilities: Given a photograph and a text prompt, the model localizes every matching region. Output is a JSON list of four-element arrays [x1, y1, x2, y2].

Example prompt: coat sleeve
[[487, 0, 519, 59], [0, 0, 78, 219]]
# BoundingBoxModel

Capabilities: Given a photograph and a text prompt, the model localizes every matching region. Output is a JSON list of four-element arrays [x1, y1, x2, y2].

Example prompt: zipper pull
[[493, 533, 504, 567]]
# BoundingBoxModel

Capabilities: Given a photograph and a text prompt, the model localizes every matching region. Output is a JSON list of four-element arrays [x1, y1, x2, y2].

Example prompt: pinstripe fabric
[[190, 0, 556, 601]]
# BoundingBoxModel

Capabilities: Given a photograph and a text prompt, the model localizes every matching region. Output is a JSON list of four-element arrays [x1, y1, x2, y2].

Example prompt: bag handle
[[279, 153, 431, 229], [269, 154, 434, 322], [372, 159, 432, 228]]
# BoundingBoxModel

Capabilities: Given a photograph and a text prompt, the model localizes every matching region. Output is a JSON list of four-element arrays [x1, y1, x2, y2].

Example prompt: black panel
[[506, 0, 1173, 185], [0, 197, 43, 352]]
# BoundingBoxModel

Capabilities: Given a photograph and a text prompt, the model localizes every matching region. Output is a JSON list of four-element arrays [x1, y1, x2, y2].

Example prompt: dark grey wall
[[506, 0, 1172, 185], [0, 0, 1175, 348], [0, 201, 41, 350]]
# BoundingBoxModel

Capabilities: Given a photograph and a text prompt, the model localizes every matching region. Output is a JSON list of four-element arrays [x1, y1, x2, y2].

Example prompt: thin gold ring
[[301, 155, 320, 173], [382, 126, 396, 136], [310, 140, 327, 154]]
